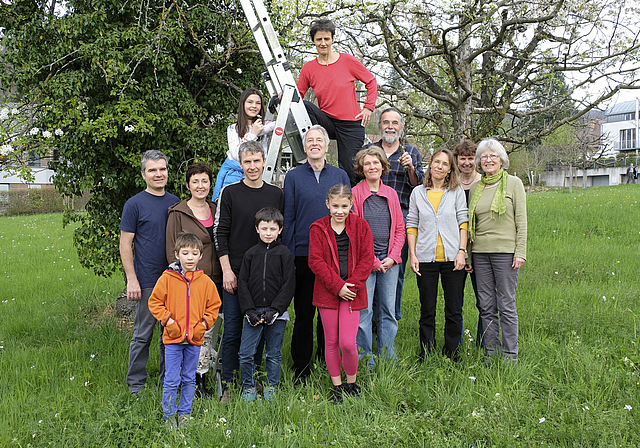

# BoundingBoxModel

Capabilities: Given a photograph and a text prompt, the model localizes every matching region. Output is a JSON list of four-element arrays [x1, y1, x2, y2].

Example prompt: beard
[[381, 130, 402, 144]]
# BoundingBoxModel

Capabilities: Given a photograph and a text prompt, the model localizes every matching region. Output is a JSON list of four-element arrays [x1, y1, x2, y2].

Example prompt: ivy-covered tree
[[1, 0, 268, 276]]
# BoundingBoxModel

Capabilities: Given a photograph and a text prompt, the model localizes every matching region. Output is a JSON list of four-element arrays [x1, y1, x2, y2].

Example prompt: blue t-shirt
[[119, 190, 180, 289]]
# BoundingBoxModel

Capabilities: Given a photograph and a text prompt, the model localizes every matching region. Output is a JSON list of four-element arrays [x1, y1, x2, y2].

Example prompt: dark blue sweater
[[282, 161, 350, 257]]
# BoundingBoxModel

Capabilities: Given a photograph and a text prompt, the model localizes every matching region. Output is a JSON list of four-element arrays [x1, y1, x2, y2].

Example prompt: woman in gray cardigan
[[407, 148, 468, 361]]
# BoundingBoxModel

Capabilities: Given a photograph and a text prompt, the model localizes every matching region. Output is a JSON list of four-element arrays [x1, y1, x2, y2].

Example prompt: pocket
[[192, 322, 206, 342], [165, 320, 182, 339]]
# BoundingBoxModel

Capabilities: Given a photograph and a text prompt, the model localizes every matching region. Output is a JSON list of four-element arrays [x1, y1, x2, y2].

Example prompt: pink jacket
[[352, 180, 406, 271]]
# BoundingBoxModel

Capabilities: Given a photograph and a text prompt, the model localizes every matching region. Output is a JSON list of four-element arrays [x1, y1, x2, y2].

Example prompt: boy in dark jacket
[[238, 207, 295, 401]]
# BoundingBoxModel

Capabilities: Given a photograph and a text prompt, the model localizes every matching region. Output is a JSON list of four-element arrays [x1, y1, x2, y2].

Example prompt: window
[[620, 129, 636, 150]]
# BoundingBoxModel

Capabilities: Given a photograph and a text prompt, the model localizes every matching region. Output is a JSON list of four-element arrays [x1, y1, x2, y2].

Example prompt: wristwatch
[[459, 248, 467, 255]]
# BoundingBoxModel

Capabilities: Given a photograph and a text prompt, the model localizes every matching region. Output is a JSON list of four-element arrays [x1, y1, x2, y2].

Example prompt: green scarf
[[468, 168, 508, 241]]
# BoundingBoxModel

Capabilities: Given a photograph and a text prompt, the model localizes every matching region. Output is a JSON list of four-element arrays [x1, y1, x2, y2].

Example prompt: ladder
[[239, 0, 313, 183]]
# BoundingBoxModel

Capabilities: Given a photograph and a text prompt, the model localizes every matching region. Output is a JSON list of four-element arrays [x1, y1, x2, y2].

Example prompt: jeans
[[357, 262, 399, 368], [473, 253, 520, 358], [290, 257, 324, 379], [127, 287, 165, 393], [395, 207, 409, 320], [416, 262, 465, 359], [162, 343, 200, 418], [239, 320, 286, 390]]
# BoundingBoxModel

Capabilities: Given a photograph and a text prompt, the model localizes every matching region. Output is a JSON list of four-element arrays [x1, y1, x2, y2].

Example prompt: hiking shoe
[[344, 382, 361, 397], [164, 415, 178, 431], [263, 386, 275, 401], [241, 388, 257, 402], [178, 414, 190, 427], [220, 390, 231, 404], [331, 384, 344, 405]]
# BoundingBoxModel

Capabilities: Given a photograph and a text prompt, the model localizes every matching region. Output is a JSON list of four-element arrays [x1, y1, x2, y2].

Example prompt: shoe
[[293, 370, 310, 385], [241, 388, 257, 402], [178, 414, 190, 427], [331, 384, 344, 405], [344, 382, 361, 397], [255, 379, 263, 395], [195, 373, 213, 399], [165, 415, 178, 431], [263, 386, 275, 401], [220, 390, 230, 404]]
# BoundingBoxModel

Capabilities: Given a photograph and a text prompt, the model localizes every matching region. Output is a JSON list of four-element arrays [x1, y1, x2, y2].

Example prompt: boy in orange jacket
[[149, 233, 221, 428]]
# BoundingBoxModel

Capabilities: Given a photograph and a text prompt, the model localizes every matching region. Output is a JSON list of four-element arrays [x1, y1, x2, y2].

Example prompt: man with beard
[[370, 107, 424, 321]]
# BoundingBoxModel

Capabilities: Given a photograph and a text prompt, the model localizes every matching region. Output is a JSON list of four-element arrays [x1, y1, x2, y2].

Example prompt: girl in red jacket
[[308, 184, 374, 404]]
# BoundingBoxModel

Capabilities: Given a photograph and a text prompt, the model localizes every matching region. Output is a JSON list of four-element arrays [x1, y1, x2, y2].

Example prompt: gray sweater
[[406, 186, 468, 262]]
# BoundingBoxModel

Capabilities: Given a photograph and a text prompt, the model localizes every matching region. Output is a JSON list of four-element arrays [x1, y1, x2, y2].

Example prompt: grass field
[[1, 185, 639, 447]]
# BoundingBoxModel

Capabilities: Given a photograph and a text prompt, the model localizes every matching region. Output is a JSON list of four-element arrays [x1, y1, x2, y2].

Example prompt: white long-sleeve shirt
[[226, 122, 276, 161]]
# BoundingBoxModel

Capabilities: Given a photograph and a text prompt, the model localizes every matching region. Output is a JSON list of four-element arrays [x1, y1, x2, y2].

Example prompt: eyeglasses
[[480, 154, 500, 161]]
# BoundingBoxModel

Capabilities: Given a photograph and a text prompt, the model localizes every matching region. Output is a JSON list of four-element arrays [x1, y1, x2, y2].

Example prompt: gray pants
[[473, 253, 519, 358], [127, 287, 164, 393]]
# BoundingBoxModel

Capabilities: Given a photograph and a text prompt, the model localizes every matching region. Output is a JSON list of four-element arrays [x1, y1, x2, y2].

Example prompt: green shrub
[[0, 188, 65, 215]]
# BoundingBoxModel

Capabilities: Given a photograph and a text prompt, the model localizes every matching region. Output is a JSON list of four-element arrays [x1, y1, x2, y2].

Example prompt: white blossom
[[0, 144, 13, 155], [42, 130, 52, 138], [29, 127, 39, 136], [625, 404, 632, 410], [11, 108, 19, 115], [0, 108, 8, 120], [539, 417, 545, 423], [124, 125, 135, 132], [236, 68, 242, 74], [55, 128, 64, 136], [215, 44, 225, 53], [468, 376, 476, 381]]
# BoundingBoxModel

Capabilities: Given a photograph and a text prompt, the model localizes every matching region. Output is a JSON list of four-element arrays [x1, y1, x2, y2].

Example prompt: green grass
[[1, 186, 640, 447]]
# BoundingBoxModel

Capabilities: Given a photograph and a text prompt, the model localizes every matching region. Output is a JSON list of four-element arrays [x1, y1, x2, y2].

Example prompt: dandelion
[[237, 68, 242, 74], [468, 376, 476, 381], [625, 404, 632, 410], [29, 127, 39, 136], [55, 128, 64, 136], [539, 417, 545, 423], [0, 144, 13, 155], [42, 130, 52, 138]]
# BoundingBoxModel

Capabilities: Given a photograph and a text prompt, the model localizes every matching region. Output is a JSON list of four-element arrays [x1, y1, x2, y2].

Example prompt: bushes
[[0, 188, 89, 215]]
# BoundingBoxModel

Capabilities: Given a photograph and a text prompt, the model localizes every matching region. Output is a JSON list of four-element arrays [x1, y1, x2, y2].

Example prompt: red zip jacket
[[308, 214, 374, 310], [148, 267, 221, 346]]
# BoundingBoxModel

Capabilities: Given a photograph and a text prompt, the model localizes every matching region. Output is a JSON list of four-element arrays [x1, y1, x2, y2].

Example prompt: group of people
[[117, 17, 527, 426]]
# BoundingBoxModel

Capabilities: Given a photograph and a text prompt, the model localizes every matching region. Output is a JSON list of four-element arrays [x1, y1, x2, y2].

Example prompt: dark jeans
[[290, 257, 324, 379], [127, 287, 165, 393], [239, 319, 287, 390], [221, 289, 263, 389], [416, 262, 465, 359], [395, 207, 409, 320], [304, 101, 365, 187], [461, 269, 485, 347]]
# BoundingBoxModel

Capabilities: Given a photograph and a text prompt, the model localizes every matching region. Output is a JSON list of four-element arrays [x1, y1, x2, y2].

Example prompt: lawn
[[1, 185, 639, 447]]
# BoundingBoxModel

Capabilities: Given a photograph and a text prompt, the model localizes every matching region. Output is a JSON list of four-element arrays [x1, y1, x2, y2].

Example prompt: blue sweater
[[282, 161, 350, 257]]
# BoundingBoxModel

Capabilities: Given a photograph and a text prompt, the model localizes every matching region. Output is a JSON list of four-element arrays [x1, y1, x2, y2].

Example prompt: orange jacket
[[148, 267, 221, 346]]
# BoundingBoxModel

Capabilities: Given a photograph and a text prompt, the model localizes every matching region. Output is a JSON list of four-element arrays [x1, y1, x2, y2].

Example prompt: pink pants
[[318, 301, 360, 377]]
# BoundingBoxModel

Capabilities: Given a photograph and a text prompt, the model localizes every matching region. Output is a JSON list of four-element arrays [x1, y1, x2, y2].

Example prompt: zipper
[[262, 244, 269, 305]]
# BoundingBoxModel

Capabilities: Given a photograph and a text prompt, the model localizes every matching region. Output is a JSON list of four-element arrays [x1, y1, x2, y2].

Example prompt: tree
[[1, 0, 267, 276], [281, 0, 640, 150]]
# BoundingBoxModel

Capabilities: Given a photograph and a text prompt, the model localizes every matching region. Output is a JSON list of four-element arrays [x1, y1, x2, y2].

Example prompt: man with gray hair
[[120, 150, 180, 395], [371, 107, 424, 321], [282, 124, 350, 383], [214, 140, 284, 402]]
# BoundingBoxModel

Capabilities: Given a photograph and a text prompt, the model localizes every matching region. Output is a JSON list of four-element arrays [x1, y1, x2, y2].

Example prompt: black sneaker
[[344, 382, 361, 397], [331, 384, 344, 405]]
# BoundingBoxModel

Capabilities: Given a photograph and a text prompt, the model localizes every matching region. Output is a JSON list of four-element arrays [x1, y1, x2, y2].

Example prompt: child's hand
[[338, 282, 356, 301], [263, 308, 279, 325], [246, 310, 263, 326], [166, 317, 175, 326]]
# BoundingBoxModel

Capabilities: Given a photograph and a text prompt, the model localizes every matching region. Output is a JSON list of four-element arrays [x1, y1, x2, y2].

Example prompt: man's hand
[[398, 152, 414, 170], [338, 282, 357, 300], [355, 108, 372, 127], [126, 278, 142, 301], [222, 266, 237, 293]]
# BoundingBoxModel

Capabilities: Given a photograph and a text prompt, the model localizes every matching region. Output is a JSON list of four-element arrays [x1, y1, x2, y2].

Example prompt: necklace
[[460, 174, 478, 185]]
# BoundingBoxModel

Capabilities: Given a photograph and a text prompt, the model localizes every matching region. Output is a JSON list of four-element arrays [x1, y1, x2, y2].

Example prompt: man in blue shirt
[[372, 107, 424, 320], [120, 150, 179, 395], [283, 125, 350, 383]]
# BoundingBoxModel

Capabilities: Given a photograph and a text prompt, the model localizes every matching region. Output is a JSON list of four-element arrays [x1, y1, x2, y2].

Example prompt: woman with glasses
[[467, 139, 527, 362]]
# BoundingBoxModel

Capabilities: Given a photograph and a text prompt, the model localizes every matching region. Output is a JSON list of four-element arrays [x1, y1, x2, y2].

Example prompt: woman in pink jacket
[[352, 146, 405, 368], [309, 184, 373, 404]]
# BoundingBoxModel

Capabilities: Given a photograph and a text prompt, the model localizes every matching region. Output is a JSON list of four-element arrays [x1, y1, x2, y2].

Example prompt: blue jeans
[[162, 343, 200, 418], [239, 319, 286, 390], [357, 263, 399, 367], [395, 207, 409, 320]]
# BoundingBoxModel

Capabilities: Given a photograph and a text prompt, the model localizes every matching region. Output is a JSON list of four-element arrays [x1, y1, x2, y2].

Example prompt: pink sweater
[[297, 53, 377, 121], [352, 180, 406, 270]]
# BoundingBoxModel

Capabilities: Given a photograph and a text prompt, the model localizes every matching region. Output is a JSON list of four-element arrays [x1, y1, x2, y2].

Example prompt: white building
[[602, 98, 639, 156]]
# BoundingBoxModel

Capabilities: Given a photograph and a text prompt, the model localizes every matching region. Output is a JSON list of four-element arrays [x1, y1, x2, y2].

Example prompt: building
[[602, 98, 639, 155]]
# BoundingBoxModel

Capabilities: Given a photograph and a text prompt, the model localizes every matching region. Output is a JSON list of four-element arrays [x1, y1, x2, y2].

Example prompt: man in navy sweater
[[214, 140, 284, 402], [282, 124, 350, 382]]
